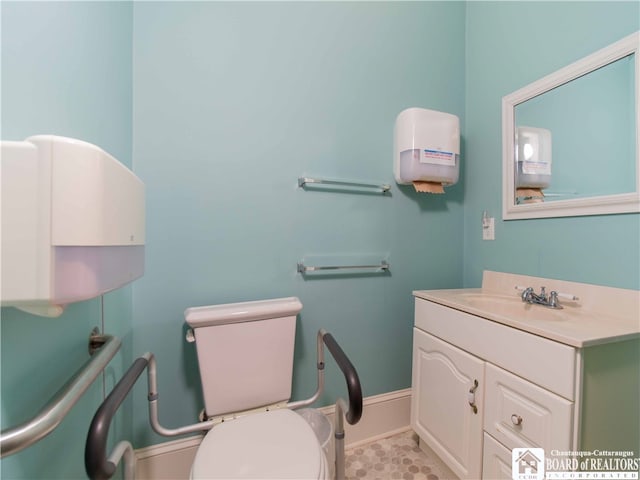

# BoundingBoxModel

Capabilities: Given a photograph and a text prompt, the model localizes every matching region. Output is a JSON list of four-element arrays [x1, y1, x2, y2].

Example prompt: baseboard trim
[[135, 435, 203, 461], [318, 388, 412, 449], [135, 388, 411, 480]]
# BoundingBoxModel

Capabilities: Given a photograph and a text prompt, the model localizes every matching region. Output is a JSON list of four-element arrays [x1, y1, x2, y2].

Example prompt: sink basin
[[456, 293, 522, 307], [452, 292, 567, 320]]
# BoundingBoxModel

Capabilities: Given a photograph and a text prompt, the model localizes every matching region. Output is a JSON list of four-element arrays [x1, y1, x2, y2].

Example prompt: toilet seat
[[191, 409, 328, 479]]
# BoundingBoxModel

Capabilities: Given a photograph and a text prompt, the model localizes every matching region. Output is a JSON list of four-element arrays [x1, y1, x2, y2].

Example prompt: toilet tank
[[184, 297, 303, 418]]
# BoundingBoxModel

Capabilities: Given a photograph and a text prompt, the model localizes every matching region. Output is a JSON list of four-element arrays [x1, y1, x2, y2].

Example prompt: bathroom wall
[[131, 1, 466, 447], [463, 1, 640, 290], [1, 2, 133, 478], [3, 1, 637, 474]]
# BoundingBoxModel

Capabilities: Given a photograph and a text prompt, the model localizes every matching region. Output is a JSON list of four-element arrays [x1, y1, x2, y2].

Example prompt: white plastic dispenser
[[1, 135, 145, 317], [394, 107, 460, 193], [515, 126, 552, 189]]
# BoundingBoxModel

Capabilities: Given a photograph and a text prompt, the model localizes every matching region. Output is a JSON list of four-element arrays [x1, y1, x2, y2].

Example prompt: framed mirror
[[502, 32, 640, 220]]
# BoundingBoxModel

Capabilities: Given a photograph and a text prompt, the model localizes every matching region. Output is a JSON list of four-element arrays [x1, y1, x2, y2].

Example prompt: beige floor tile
[[344, 431, 452, 480]]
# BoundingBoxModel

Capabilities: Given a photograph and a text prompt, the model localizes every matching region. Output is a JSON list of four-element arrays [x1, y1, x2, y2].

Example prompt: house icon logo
[[512, 448, 545, 480]]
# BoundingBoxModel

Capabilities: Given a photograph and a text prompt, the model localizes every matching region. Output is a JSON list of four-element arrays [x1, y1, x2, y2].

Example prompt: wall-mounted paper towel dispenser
[[394, 107, 460, 193], [1, 135, 145, 317]]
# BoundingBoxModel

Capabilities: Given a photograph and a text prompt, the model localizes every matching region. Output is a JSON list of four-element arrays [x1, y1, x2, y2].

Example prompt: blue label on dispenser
[[421, 149, 455, 166], [522, 160, 551, 175]]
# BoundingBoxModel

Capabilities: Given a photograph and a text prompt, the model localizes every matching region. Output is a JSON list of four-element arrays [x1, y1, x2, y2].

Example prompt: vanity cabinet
[[411, 295, 639, 480], [411, 305, 574, 480]]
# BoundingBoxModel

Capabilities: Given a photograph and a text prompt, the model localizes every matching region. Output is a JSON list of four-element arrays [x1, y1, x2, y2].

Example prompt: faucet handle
[[516, 286, 534, 303], [555, 291, 579, 302], [548, 290, 579, 309], [548, 291, 560, 308]]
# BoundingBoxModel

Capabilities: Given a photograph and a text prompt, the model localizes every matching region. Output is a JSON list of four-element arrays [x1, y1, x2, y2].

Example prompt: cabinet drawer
[[482, 433, 513, 480], [484, 363, 573, 451], [415, 298, 576, 400]]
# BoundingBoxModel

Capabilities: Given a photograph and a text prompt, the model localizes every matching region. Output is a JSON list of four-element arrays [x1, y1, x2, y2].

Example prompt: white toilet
[[184, 297, 331, 480]]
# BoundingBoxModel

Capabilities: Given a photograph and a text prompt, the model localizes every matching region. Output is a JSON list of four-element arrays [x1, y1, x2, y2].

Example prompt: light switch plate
[[483, 217, 495, 240]]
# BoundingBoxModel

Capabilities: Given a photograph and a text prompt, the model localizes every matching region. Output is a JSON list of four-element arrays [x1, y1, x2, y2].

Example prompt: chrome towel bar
[[0, 331, 121, 458], [298, 176, 391, 194], [297, 260, 390, 274]]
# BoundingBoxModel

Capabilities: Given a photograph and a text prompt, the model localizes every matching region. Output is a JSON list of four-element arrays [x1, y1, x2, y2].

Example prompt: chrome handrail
[[1, 332, 121, 458]]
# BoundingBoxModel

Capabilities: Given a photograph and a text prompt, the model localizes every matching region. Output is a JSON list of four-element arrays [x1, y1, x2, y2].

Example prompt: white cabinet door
[[411, 328, 485, 479]]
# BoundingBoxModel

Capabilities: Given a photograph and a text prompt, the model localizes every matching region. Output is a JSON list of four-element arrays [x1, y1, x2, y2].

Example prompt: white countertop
[[413, 271, 640, 348]]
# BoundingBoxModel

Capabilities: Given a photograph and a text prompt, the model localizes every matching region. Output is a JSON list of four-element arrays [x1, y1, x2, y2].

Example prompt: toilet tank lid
[[184, 297, 303, 327]]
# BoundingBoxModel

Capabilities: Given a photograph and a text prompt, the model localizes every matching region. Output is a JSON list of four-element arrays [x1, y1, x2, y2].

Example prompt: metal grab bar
[[85, 352, 218, 479], [297, 260, 390, 274], [318, 329, 363, 480], [85, 330, 363, 480], [85, 357, 148, 480], [321, 331, 363, 426], [0, 332, 121, 458], [289, 330, 362, 480], [145, 353, 217, 437], [298, 176, 391, 194]]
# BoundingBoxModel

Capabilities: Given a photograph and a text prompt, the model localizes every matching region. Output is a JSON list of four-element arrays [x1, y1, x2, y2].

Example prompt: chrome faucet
[[520, 286, 563, 309]]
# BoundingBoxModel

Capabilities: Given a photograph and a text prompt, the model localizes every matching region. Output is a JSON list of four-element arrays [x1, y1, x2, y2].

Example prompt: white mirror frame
[[502, 31, 640, 220]]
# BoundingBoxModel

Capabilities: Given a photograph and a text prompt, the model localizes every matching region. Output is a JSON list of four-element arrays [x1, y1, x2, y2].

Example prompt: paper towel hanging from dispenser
[[1, 135, 145, 317], [393, 107, 460, 193]]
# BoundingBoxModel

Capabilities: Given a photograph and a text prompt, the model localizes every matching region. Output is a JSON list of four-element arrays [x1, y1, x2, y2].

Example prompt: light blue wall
[[463, 1, 640, 290], [0, 2, 133, 478], [131, 1, 465, 447]]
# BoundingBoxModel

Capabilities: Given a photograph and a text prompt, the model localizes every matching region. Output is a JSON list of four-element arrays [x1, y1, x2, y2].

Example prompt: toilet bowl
[[190, 409, 329, 479], [184, 297, 330, 480]]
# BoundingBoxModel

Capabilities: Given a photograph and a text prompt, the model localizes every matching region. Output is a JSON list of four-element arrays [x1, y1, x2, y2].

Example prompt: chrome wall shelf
[[297, 260, 390, 274], [298, 177, 391, 194]]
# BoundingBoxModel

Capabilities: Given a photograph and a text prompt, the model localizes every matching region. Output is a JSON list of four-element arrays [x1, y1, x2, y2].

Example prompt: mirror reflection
[[514, 53, 636, 205]]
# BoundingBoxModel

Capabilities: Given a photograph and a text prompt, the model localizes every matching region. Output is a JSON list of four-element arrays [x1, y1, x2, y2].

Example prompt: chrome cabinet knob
[[511, 414, 523, 426]]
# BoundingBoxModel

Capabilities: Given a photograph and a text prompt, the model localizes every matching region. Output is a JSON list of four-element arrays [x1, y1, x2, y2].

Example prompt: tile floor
[[344, 430, 452, 480]]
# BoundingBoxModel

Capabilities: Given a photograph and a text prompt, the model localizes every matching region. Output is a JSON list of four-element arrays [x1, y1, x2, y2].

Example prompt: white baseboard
[[134, 388, 411, 480], [135, 435, 203, 480], [317, 388, 412, 449]]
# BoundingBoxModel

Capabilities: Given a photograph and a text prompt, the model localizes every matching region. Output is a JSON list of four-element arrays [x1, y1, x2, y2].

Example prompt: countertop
[[413, 271, 640, 348]]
